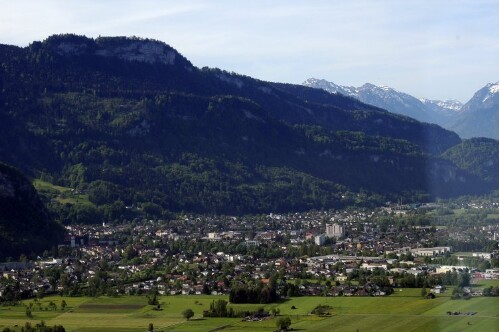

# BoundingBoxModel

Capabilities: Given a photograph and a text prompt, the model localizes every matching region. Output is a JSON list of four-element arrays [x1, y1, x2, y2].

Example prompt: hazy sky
[[1, 0, 498, 102]]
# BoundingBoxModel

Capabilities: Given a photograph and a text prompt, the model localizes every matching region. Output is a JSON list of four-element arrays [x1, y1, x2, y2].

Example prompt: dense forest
[[0, 34, 497, 223], [0, 163, 64, 260]]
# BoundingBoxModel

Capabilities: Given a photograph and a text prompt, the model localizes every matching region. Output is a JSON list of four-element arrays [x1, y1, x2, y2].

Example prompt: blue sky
[[0, 0, 498, 102]]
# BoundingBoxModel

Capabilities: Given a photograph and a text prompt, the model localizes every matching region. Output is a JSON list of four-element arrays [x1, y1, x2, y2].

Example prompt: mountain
[[356, 83, 441, 124], [420, 99, 463, 120], [304, 78, 499, 140], [301, 78, 358, 98], [303, 78, 461, 126], [0, 34, 494, 217], [0, 162, 64, 260], [441, 138, 499, 184], [448, 82, 499, 139]]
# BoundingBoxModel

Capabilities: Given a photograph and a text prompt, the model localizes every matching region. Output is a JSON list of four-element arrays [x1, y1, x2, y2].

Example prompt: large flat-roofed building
[[436, 265, 469, 274], [411, 246, 451, 257], [472, 252, 493, 260]]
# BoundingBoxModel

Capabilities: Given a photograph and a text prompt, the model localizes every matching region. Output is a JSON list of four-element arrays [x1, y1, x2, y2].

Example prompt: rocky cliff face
[[46, 34, 189, 66], [95, 40, 177, 65]]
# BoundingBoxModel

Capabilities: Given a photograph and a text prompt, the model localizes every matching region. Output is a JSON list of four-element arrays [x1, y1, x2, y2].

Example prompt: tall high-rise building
[[326, 223, 344, 238]]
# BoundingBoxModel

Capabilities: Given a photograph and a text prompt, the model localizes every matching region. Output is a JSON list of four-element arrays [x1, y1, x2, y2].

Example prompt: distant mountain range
[[303, 78, 498, 139], [0, 34, 497, 219]]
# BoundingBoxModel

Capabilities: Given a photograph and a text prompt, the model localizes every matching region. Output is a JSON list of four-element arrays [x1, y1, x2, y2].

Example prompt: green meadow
[[33, 179, 93, 206], [472, 279, 499, 287], [0, 294, 497, 332]]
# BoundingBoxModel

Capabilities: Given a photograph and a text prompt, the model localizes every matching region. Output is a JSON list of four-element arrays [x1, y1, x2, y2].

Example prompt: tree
[[311, 305, 332, 316], [26, 307, 33, 318], [148, 322, 154, 332], [37, 287, 45, 299], [421, 287, 427, 298], [61, 299, 67, 310], [276, 316, 291, 330], [146, 293, 158, 305], [458, 272, 471, 287], [48, 301, 57, 311], [182, 308, 194, 320], [142, 202, 163, 218]]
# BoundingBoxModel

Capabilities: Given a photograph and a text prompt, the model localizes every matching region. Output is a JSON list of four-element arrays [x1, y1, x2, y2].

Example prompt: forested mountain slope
[[0, 34, 495, 218], [0, 162, 64, 260]]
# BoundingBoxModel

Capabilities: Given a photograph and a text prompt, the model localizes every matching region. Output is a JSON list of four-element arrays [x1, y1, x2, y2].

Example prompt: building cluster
[[1, 202, 498, 300]]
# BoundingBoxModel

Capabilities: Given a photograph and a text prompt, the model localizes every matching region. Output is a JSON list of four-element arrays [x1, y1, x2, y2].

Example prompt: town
[[1, 197, 498, 304]]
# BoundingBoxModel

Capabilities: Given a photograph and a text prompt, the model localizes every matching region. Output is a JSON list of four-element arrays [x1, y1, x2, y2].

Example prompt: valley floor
[[1, 293, 498, 332]]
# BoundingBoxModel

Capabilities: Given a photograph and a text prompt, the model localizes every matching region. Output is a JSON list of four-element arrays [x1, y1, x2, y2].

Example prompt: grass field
[[33, 179, 93, 206], [472, 279, 499, 288], [0, 294, 497, 332]]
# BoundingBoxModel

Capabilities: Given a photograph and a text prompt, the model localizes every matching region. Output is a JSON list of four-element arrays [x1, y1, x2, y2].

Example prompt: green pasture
[[472, 279, 499, 288], [0, 294, 497, 332], [33, 179, 93, 206]]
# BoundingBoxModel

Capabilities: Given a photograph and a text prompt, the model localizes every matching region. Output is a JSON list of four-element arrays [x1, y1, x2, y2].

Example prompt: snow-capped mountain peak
[[483, 81, 499, 102], [303, 77, 497, 140], [449, 81, 499, 139], [303, 78, 461, 125], [459, 81, 499, 108], [302, 78, 357, 97], [487, 82, 499, 94], [420, 99, 463, 114], [363, 83, 394, 92]]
